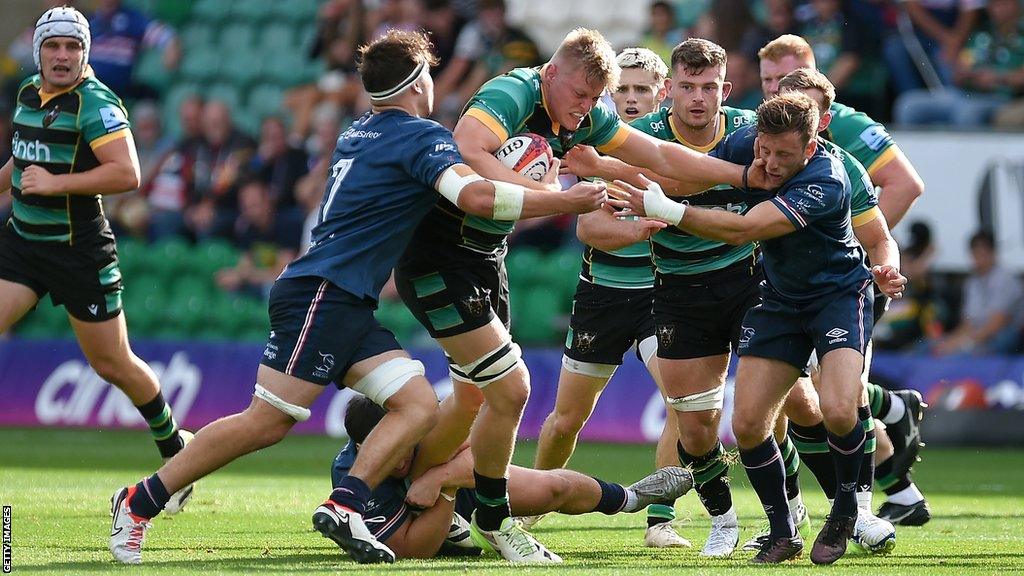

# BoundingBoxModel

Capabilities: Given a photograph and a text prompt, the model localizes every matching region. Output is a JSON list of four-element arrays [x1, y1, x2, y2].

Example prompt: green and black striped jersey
[[9, 71, 130, 244], [589, 106, 757, 280]]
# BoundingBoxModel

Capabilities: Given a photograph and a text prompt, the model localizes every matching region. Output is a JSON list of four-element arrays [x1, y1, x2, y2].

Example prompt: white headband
[[367, 60, 428, 101]]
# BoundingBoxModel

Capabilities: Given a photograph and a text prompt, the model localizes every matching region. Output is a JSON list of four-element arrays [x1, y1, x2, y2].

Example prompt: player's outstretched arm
[[610, 176, 795, 245], [604, 127, 751, 194], [576, 207, 666, 252], [871, 146, 924, 228], [562, 144, 703, 198], [855, 212, 907, 299], [20, 133, 141, 197], [454, 115, 561, 191], [435, 164, 607, 221]]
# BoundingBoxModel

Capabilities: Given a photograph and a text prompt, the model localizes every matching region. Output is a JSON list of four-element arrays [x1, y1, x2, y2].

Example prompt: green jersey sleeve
[[824, 139, 880, 226], [583, 100, 629, 151], [462, 69, 536, 142], [79, 79, 130, 147], [826, 102, 895, 175]]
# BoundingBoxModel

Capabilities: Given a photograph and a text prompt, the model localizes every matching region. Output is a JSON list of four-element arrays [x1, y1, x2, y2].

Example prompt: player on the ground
[[740, 67, 899, 554], [393, 28, 768, 563], [108, 29, 608, 566], [609, 93, 907, 564], [0, 5, 192, 510], [759, 34, 930, 526], [331, 396, 694, 560], [558, 39, 767, 557], [532, 46, 689, 550]]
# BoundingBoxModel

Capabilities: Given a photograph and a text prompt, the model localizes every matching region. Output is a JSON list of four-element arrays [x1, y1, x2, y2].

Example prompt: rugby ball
[[494, 133, 553, 182]]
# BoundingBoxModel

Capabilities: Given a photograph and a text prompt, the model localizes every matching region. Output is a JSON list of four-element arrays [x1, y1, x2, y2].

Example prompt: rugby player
[[108, 30, 608, 565], [331, 396, 694, 561], [0, 6, 192, 510], [610, 93, 907, 564], [393, 28, 769, 562], [759, 35, 930, 526]]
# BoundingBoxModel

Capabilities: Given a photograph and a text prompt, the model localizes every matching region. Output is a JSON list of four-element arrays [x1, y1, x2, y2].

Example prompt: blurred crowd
[[0, 0, 1022, 350]]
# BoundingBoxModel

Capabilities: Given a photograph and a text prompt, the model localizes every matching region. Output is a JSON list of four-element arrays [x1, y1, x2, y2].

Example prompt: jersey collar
[[36, 66, 94, 107], [668, 108, 726, 153]]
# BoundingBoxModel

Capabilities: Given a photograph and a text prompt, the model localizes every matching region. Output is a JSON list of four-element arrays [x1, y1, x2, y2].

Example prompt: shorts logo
[[826, 328, 849, 344], [657, 324, 675, 347], [314, 352, 335, 378], [574, 331, 596, 354], [739, 326, 755, 347], [88, 304, 99, 316], [462, 293, 489, 317]]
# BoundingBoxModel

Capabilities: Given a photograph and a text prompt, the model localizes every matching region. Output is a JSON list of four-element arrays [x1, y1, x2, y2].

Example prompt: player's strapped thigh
[[652, 262, 762, 360], [563, 281, 655, 378], [347, 353, 426, 407], [394, 257, 508, 339], [808, 280, 875, 360], [260, 276, 402, 392], [448, 335, 523, 389]]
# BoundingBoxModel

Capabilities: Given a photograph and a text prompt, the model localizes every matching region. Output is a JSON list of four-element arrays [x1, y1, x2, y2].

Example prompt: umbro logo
[[825, 328, 849, 338]]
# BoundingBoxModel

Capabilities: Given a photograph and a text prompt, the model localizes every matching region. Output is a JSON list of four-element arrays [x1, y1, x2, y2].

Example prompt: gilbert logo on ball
[[494, 133, 553, 182]]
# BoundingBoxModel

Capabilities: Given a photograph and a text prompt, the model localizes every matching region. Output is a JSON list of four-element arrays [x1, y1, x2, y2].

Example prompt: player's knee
[[487, 372, 530, 415], [550, 409, 587, 439], [88, 352, 132, 384], [819, 396, 858, 433], [382, 376, 440, 434], [733, 410, 768, 448], [679, 412, 718, 449]]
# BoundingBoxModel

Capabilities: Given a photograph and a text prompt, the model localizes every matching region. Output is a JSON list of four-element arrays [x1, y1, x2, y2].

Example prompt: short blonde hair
[[616, 47, 668, 83], [756, 92, 819, 145], [778, 67, 835, 111], [758, 34, 815, 65], [553, 28, 620, 89]]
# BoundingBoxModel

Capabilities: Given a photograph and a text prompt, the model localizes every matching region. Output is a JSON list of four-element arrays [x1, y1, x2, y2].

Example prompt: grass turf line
[[1, 427, 1023, 575]]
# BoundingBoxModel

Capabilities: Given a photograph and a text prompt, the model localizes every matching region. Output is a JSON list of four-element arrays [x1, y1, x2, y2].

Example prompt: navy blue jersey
[[711, 125, 870, 302], [281, 110, 462, 301], [331, 442, 412, 542]]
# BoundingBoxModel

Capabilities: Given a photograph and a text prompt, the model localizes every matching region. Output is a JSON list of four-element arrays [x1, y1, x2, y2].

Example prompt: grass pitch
[[1, 427, 1022, 575]]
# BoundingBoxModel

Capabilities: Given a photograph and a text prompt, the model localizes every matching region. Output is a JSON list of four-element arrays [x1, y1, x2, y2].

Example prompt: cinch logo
[[12, 131, 51, 162]]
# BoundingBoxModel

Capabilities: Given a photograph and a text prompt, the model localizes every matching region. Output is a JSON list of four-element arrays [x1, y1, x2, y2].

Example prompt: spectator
[[433, 0, 541, 126], [895, 0, 1024, 127], [284, 0, 366, 140], [740, 0, 799, 59], [87, 0, 180, 99], [874, 221, 948, 350], [799, 0, 864, 93], [884, 0, 985, 96], [641, 1, 687, 65], [216, 179, 303, 299], [295, 110, 342, 252], [250, 115, 309, 214], [106, 101, 173, 238], [143, 94, 204, 240], [932, 229, 1022, 356], [694, 0, 759, 53], [368, 0, 424, 41], [725, 51, 764, 110], [186, 101, 256, 241]]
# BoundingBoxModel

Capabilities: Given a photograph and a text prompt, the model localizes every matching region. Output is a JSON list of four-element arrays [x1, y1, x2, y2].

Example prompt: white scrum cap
[[33, 6, 91, 71]]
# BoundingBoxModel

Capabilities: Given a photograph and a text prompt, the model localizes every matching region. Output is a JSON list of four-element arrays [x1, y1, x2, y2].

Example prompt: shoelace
[[125, 520, 149, 551], [706, 522, 736, 550], [501, 522, 540, 557]]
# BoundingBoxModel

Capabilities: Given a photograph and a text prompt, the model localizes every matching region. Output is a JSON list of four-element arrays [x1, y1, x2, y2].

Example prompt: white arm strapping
[[643, 180, 686, 226], [491, 181, 525, 220], [437, 166, 485, 206]]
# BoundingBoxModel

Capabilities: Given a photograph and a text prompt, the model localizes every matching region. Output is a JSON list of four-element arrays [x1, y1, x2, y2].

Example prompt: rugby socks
[[678, 441, 732, 516], [473, 471, 511, 531], [867, 383, 906, 424], [592, 477, 630, 514], [330, 476, 371, 515], [885, 483, 925, 506], [790, 422, 837, 499], [857, 406, 877, 508], [826, 419, 866, 518], [740, 437, 794, 539], [136, 391, 184, 459], [647, 503, 676, 528], [780, 435, 802, 502], [128, 473, 171, 519], [875, 457, 912, 496]]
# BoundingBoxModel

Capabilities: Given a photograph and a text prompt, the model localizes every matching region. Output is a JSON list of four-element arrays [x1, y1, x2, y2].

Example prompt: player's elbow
[[117, 163, 141, 192], [723, 228, 756, 246]]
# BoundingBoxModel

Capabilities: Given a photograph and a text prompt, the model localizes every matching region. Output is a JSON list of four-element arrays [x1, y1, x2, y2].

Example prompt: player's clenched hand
[[539, 157, 563, 192], [405, 474, 443, 510], [608, 175, 685, 226], [872, 265, 907, 299], [20, 165, 64, 196], [561, 144, 601, 178], [562, 179, 608, 214]]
